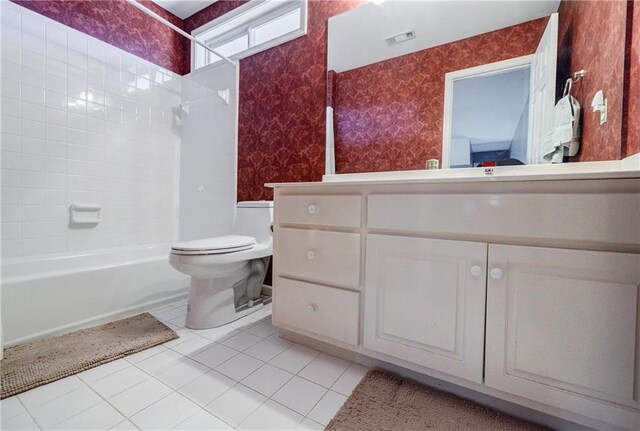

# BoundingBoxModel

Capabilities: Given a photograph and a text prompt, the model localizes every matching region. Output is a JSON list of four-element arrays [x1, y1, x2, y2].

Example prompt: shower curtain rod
[[125, 0, 236, 66]]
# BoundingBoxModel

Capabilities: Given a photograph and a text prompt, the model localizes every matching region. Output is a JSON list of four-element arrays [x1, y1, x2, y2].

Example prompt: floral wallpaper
[[11, 0, 188, 74], [557, 0, 628, 162], [332, 18, 548, 174]]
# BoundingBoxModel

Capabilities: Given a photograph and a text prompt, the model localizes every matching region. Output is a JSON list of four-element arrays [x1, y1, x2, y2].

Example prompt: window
[[192, 0, 308, 70]]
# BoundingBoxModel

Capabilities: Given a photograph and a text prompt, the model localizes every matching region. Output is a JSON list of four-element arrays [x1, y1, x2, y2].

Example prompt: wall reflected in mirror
[[326, 0, 637, 175]]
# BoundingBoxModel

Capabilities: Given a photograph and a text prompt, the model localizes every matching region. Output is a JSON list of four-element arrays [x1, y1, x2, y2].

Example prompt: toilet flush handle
[[307, 304, 317, 314], [307, 250, 317, 260], [307, 204, 318, 214]]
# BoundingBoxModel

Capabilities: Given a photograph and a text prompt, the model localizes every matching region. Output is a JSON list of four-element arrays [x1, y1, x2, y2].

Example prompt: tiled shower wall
[[1, 2, 182, 258]]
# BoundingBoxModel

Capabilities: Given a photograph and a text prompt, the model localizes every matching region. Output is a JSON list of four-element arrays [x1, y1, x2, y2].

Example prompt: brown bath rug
[[0, 313, 177, 399], [326, 369, 551, 431]]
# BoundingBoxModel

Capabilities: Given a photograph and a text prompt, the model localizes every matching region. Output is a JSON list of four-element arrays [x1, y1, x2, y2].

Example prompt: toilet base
[[185, 257, 269, 329]]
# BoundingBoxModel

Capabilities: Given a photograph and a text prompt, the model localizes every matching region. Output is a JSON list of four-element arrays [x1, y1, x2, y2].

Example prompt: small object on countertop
[[425, 159, 439, 170]]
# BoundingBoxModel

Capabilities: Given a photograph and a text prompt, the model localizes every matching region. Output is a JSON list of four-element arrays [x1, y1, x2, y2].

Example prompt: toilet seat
[[171, 235, 256, 256]]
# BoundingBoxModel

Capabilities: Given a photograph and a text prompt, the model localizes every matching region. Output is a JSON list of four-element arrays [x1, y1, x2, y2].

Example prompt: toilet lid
[[171, 235, 256, 255]]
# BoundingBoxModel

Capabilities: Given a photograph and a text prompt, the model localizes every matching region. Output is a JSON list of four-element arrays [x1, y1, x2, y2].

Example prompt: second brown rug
[[327, 369, 550, 431], [0, 313, 178, 399]]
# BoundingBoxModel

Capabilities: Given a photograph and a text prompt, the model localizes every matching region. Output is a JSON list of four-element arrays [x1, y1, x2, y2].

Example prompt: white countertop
[[267, 158, 640, 188]]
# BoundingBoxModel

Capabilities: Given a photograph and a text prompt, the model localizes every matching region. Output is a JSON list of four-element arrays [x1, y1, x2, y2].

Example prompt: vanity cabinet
[[364, 235, 487, 383], [485, 245, 640, 425], [272, 194, 363, 347], [270, 178, 640, 430]]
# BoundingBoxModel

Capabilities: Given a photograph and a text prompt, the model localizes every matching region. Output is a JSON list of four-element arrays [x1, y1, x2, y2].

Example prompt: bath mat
[[0, 313, 177, 399], [326, 369, 550, 431]]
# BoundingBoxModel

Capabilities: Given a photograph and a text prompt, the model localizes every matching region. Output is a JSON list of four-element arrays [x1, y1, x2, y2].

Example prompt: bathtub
[[1, 244, 189, 347]]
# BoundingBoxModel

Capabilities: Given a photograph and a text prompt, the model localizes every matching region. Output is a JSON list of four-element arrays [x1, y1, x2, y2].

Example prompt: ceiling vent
[[385, 30, 416, 46]]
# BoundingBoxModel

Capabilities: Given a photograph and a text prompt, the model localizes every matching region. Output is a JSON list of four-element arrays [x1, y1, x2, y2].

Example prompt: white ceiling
[[151, 0, 217, 19], [328, 0, 560, 73]]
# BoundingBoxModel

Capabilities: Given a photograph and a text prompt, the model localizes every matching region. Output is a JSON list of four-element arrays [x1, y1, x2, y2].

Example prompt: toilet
[[169, 201, 273, 329]]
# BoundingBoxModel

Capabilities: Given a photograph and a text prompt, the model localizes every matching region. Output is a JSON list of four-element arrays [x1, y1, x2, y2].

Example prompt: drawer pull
[[470, 265, 483, 277], [306, 304, 317, 314], [490, 268, 504, 280], [307, 250, 317, 260], [307, 204, 318, 214]]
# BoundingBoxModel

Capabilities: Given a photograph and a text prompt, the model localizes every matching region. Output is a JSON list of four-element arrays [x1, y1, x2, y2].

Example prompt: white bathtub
[[1, 244, 189, 347]]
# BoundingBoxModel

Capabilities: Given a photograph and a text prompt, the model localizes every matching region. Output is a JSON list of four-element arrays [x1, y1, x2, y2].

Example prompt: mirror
[[326, 0, 631, 174]]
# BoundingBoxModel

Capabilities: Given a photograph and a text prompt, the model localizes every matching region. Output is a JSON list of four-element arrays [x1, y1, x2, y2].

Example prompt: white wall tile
[[1, 3, 181, 258], [2, 61, 21, 81], [22, 65, 45, 87], [3, 78, 21, 99], [2, 97, 21, 119], [2, 44, 21, 64], [22, 32, 45, 55]]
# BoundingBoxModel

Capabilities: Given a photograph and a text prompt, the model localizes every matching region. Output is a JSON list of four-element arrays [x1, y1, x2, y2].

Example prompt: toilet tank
[[235, 201, 274, 244]]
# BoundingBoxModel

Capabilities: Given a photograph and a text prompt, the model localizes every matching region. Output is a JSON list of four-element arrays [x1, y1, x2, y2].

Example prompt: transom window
[[192, 0, 308, 70]]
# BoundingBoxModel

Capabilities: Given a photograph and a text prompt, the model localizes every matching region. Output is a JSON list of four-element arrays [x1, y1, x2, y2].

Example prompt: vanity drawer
[[273, 277, 360, 345], [368, 193, 640, 246], [275, 228, 361, 288], [276, 195, 361, 228]]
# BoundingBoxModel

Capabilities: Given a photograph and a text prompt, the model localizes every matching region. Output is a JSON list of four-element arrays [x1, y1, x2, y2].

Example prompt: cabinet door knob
[[307, 204, 318, 214], [490, 268, 504, 280], [307, 250, 317, 260], [306, 304, 317, 314], [470, 265, 483, 277]]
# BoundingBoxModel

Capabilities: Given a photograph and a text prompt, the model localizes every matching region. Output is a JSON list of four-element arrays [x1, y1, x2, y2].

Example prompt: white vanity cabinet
[[364, 235, 487, 383], [272, 194, 363, 346], [270, 176, 640, 430], [485, 245, 640, 429]]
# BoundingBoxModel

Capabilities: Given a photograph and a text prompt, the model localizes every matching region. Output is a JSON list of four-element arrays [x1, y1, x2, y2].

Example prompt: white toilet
[[169, 201, 273, 329]]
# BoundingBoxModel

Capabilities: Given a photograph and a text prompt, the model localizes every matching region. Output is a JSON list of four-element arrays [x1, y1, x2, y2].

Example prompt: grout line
[[31, 384, 106, 430], [172, 406, 237, 431], [13, 395, 43, 431]]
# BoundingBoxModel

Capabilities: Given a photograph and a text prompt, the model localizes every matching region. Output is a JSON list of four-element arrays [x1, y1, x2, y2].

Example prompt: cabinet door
[[486, 245, 640, 429], [364, 235, 487, 383]]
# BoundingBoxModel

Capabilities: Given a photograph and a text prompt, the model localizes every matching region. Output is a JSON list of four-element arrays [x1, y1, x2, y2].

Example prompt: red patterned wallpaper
[[624, 0, 640, 157], [11, 0, 188, 75], [332, 18, 548, 174], [184, 0, 365, 201], [557, 0, 627, 162]]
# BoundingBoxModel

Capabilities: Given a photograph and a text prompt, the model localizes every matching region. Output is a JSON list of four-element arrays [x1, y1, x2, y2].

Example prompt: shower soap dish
[[69, 204, 102, 225]]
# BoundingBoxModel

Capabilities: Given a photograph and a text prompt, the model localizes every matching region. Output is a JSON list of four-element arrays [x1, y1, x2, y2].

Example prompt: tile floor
[[0, 300, 369, 430]]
